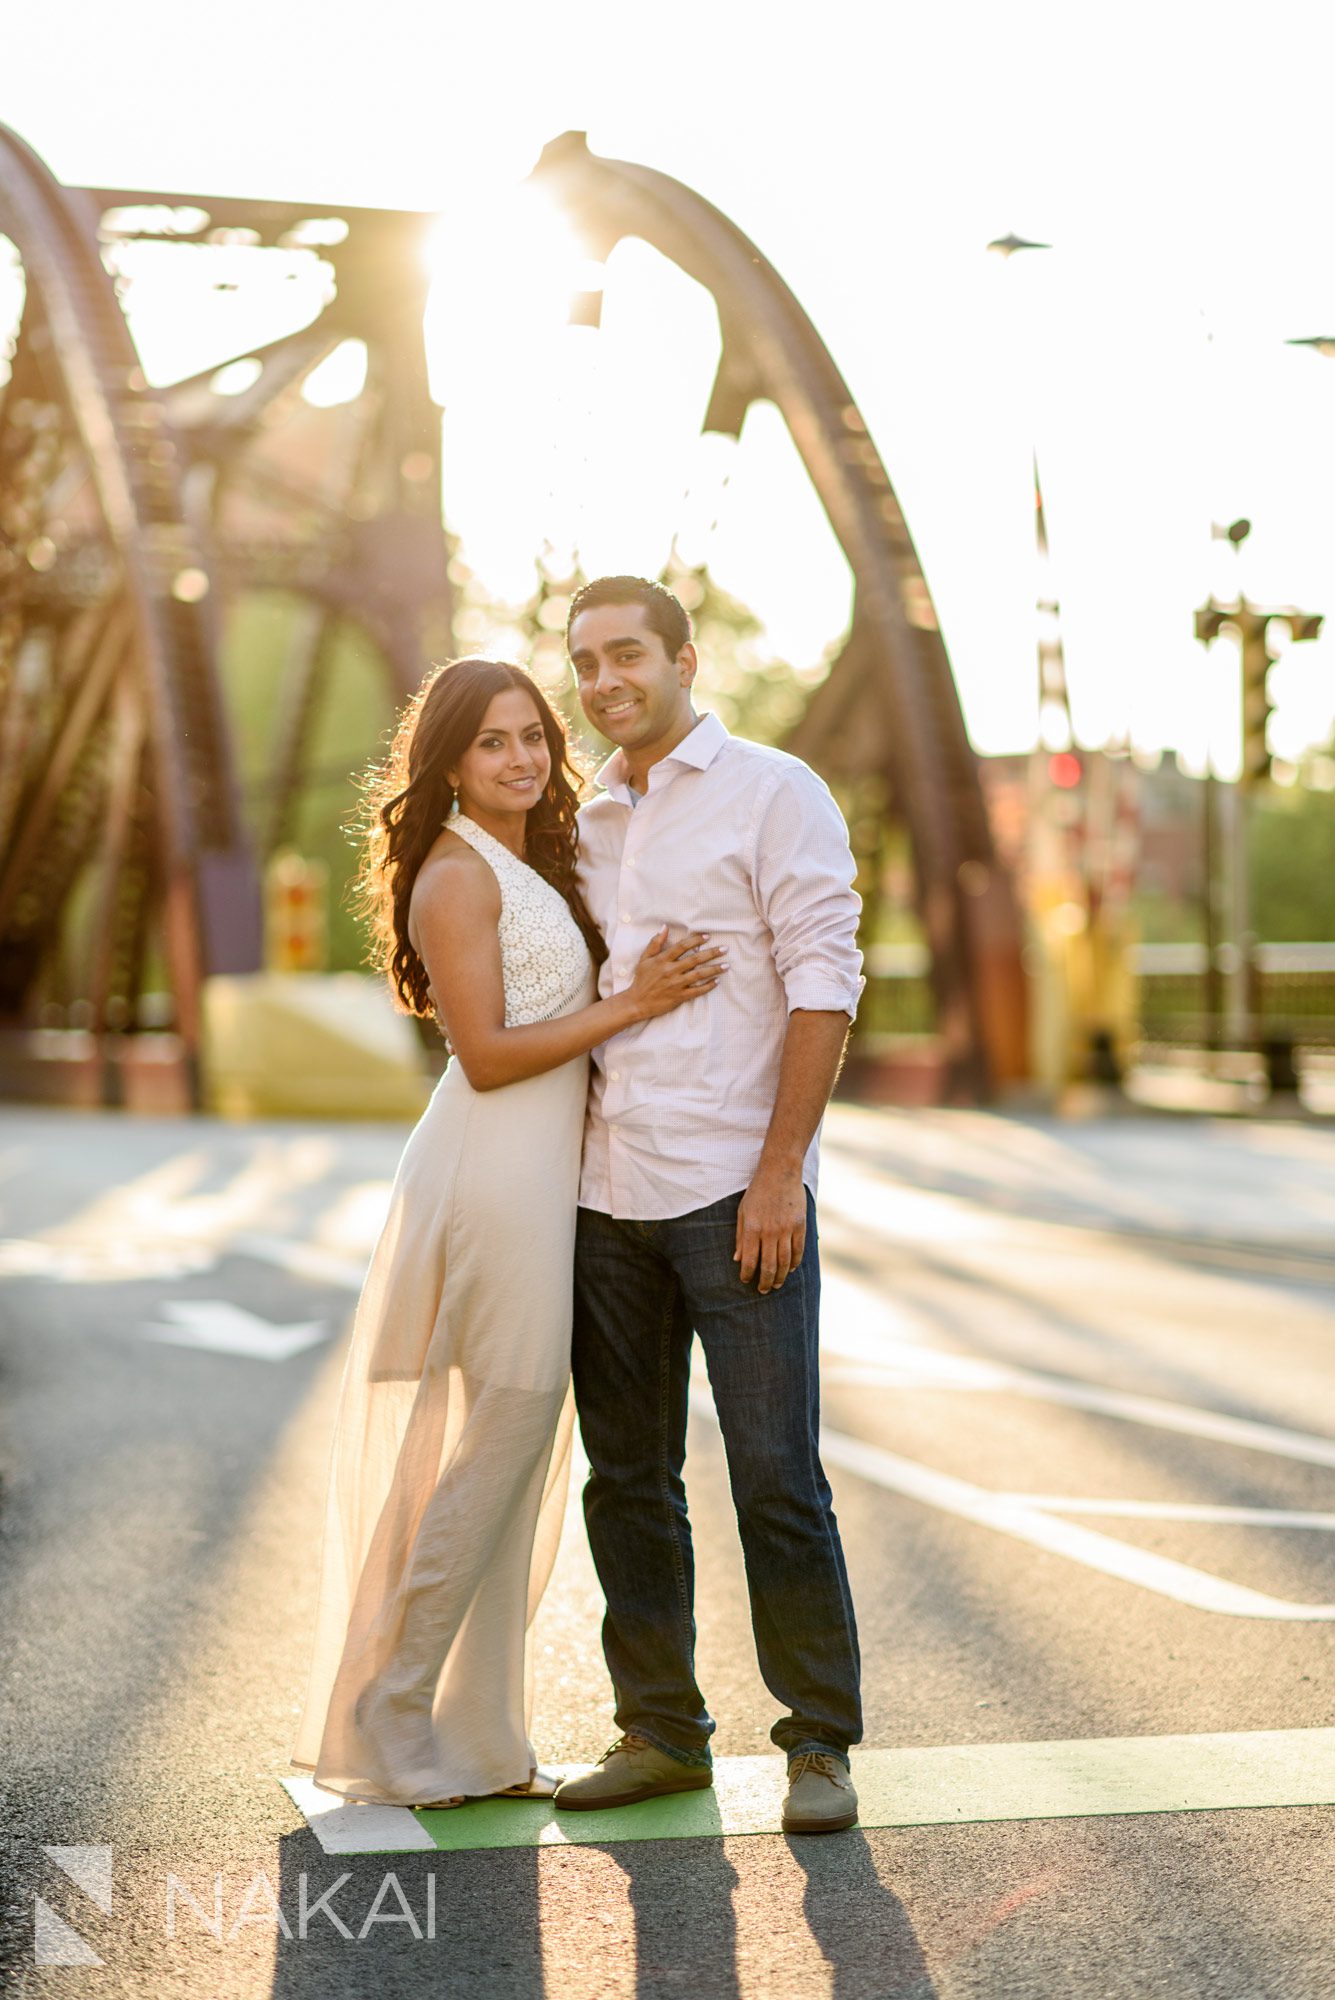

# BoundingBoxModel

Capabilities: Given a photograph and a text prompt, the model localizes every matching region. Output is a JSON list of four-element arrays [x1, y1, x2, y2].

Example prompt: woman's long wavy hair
[[353, 657, 605, 1017]]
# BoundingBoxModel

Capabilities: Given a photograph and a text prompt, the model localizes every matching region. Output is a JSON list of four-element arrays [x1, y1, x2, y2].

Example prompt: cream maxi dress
[[293, 813, 595, 1805]]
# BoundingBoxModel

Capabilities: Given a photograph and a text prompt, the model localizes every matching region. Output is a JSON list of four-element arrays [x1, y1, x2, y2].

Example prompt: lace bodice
[[443, 813, 592, 1026]]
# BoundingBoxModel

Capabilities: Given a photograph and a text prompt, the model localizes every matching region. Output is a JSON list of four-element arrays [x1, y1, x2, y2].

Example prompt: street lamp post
[[1198, 519, 1247, 1047], [988, 228, 1139, 1093], [1201, 753, 1222, 1049]]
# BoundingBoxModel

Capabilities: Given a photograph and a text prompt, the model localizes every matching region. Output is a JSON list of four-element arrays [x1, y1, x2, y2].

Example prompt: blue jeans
[[571, 1189, 862, 1767]]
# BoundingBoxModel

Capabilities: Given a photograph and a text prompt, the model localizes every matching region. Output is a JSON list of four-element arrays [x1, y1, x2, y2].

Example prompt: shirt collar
[[595, 711, 730, 803]]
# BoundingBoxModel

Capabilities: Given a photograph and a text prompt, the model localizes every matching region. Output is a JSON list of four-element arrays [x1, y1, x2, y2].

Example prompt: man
[[553, 575, 864, 1836]]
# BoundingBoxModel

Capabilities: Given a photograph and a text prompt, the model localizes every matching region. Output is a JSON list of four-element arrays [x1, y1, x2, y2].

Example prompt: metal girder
[[0, 130, 452, 1105], [164, 328, 345, 447], [530, 134, 1028, 1096], [1, 122, 1024, 1106], [0, 121, 262, 1099]]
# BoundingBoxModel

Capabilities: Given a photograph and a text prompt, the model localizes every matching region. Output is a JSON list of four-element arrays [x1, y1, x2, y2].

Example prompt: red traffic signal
[[1047, 751, 1083, 789], [265, 852, 328, 972]]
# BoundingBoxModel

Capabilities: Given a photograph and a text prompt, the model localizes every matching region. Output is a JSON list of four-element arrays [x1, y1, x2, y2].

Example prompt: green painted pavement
[[386, 1728, 1335, 1852]]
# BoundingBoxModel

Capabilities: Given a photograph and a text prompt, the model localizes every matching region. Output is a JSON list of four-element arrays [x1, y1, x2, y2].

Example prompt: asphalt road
[[1, 1104, 1333, 1998]]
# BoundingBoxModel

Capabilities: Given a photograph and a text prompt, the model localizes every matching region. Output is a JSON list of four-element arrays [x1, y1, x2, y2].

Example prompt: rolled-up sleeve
[[751, 764, 865, 1019]]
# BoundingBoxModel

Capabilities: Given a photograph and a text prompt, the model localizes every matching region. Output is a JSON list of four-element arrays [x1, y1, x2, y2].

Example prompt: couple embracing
[[292, 574, 864, 1836]]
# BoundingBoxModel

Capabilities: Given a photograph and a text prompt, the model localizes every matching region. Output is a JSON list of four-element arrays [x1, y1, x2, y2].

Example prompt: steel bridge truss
[[0, 123, 1025, 1107]]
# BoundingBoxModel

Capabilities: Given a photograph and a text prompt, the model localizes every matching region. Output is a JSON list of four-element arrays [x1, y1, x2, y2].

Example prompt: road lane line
[[809, 1421, 1335, 1620], [243, 1233, 1335, 1612], [817, 1267, 1335, 1468], [933, 1369, 1335, 1470], [280, 1728, 1335, 1852], [688, 1389, 1335, 1618], [244, 1235, 1335, 1475], [1001, 1498, 1335, 1528], [237, 1234, 1335, 1473]]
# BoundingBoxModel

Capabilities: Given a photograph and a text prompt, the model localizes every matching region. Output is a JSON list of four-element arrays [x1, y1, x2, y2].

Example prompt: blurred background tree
[[225, 594, 393, 973], [1250, 742, 1335, 941], [221, 556, 844, 974], [224, 571, 1335, 989]]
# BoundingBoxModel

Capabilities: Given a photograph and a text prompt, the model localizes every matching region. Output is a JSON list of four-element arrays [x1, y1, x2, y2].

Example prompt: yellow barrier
[[203, 972, 434, 1121]]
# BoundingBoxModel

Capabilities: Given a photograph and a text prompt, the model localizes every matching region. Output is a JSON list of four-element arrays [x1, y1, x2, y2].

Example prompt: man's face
[[569, 601, 696, 753]]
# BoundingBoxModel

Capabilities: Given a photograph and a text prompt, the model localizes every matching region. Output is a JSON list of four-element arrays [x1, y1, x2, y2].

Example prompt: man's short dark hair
[[566, 575, 692, 660]]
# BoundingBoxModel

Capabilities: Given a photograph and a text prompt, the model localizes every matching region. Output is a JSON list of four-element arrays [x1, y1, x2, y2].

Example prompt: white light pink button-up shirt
[[576, 711, 864, 1220]]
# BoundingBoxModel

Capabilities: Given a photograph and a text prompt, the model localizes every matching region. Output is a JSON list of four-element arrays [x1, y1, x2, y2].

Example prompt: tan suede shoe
[[553, 1733, 714, 1811], [782, 1752, 858, 1834]]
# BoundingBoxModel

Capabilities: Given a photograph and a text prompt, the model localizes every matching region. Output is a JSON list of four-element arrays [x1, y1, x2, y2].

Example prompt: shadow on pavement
[[787, 1830, 937, 2000], [602, 1836, 741, 1996], [268, 1830, 547, 1997], [596, 1827, 934, 2000]]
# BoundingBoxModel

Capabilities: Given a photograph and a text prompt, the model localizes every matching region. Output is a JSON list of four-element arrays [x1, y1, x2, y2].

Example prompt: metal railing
[[1135, 943, 1335, 1051], [857, 941, 1335, 1051], [857, 945, 935, 1038]]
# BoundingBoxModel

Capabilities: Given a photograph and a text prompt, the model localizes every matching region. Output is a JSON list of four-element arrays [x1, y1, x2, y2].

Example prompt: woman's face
[[449, 687, 552, 822]]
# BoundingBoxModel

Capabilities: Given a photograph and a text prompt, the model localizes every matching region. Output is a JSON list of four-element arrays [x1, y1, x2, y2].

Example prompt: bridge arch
[[0, 122, 1025, 1103], [530, 134, 1027, 1096]]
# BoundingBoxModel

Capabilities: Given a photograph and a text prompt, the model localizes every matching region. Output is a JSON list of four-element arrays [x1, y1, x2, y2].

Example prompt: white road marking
[[281, 1777, 435, 1853], [238, 1236, 1335, 1472], [1002, 1497, 1335, 1528], [0, 1140, 339, 1286], [143, 1301, 330, 1361], [0, 1237, 218, 1283], [232, 1233, 1335, 1609], [821, 1355, 1335, 1470], [807, 1270, 1335, 1611], [689, 1375, 1335, 1618], [810, 1420, 1335, 1621]]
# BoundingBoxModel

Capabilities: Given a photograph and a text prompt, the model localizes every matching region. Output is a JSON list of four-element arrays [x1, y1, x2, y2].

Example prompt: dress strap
[[445, 813, 523, 877]]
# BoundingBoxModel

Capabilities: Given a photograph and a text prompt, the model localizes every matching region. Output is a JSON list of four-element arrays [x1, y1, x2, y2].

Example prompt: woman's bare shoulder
[[409, 835, 500, 948]]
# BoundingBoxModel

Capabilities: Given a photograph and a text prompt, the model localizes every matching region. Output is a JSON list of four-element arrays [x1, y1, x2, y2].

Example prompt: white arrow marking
[[142, 1301, 329, 1361]]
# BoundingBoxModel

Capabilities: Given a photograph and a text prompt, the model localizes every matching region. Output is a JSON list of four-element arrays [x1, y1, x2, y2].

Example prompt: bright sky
[[5, 0, 1335, 764]]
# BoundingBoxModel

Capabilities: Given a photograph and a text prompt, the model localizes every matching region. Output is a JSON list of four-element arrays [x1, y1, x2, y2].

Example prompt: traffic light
[[265, 851, 328, 972], [1047, 751, 1083, 790], [1240, 634, 1274, 785], [1240, 612, 1325, 787], [1197, 598, 1324, 790]]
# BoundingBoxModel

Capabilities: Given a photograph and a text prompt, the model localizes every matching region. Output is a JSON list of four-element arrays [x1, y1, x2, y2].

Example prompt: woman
[[291, 657, 724, 1808]]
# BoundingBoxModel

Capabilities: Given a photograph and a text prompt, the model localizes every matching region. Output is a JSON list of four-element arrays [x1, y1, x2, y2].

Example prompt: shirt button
[[620, 912, 630, 922], [626, 856, 637, 868], [609, 1069, 620, 1081]]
